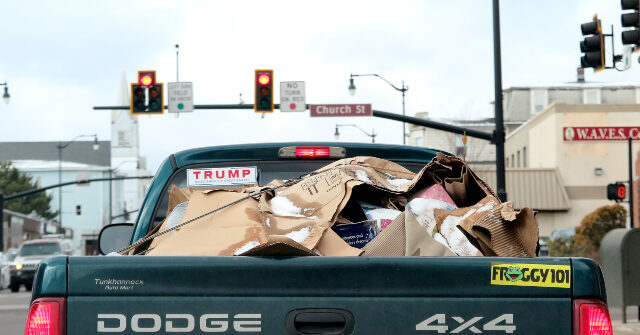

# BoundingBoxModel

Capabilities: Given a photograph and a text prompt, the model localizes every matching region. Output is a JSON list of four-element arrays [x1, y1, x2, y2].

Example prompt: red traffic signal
[[138, 71, 156, 87], [255, 69, 274, 113], [607, 183, 626, 202], [131, 70, 164, 115]]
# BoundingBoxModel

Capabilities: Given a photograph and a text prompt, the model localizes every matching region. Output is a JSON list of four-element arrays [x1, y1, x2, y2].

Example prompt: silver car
[[10, 239, 72, 292]]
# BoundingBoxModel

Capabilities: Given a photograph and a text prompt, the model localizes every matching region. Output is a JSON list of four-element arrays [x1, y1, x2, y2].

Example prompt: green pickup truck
[[25, 143, 612, 335]]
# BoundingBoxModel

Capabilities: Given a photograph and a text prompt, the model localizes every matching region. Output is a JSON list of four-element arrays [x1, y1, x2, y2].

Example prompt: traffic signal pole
[[630, 136, 634, 228], [492, 0, 507, 202]]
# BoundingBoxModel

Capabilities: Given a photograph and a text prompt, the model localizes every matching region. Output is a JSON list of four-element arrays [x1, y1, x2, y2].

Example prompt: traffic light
[[580, 15, 605, 71], [607, 183, 626, 202], [255, 69, 274, 113], [130, 70, 164, 115], [621, 0, 640, 45]]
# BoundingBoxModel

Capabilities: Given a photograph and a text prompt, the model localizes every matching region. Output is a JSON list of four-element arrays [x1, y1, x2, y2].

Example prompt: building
[[409, 81, 640, 236], [0, 140, 111, 253], [408, 112, 498, 170], [497, 102, 640, 235], [503, 82, 640, 126], [1, 209, 47, 251]]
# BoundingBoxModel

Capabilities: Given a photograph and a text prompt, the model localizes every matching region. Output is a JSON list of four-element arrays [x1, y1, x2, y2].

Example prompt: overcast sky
[[0, 0, 638, 172]]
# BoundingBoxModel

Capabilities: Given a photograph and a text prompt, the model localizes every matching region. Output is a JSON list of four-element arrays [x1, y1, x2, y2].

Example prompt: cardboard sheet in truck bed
[[139, 154, 538, 258]]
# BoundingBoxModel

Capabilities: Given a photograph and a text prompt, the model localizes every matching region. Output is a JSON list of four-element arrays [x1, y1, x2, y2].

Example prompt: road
[[1, 287, 639, 334], [0, 288, 29, 335]]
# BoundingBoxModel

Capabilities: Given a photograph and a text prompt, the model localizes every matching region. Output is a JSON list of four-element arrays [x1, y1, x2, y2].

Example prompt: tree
[[548, 236, 579, 257], [574, 204, 627, 261], [0, 161, 57, 220], [575, 204, 626, 249]]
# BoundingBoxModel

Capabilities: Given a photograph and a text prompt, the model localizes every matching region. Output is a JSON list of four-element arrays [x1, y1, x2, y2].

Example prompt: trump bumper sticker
[[187, 167, 257, 187]]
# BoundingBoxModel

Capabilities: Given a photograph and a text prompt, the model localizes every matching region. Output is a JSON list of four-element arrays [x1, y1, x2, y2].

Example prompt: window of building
[[415, 137, 423, 147], [523, 146, 527, 167], [511, 154, 515, 168], [506, 157, 509, 168], [583, 89, 601, 104], [530, 89, 548, 114], [517, 150, 521, 168], [75, 205, 82, 216]]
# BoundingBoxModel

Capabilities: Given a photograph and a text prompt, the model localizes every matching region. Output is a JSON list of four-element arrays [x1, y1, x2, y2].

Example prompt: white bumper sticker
[[187, 167, 257, 187]]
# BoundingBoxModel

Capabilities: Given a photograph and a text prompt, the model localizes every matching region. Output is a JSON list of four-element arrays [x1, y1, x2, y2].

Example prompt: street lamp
[[56, 134, 99, 230], [1, 82, 10, 104], [348, 73, 408, 144], [334, 124, 377, 143]]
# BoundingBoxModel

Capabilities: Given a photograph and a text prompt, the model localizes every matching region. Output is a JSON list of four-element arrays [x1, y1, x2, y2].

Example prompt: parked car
[[0, 249, 17, 290], [10, 238, 73, 292]]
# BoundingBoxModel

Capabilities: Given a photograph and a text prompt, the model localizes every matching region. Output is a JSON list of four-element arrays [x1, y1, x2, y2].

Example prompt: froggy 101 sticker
[[491, 263, 571, 288]]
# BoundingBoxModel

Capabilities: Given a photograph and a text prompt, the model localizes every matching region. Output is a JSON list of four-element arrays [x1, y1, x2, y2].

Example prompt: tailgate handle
[[286, 309, 354, 335]]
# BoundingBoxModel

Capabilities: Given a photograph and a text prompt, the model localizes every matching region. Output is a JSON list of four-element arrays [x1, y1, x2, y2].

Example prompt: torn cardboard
[[139, 153, 539, 258]]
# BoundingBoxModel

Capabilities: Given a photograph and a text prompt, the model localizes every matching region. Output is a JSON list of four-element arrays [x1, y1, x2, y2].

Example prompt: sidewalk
[[610, 306, 640, 334]]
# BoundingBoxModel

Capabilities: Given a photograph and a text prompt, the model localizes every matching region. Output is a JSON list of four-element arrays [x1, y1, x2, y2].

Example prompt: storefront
[[501, 102, 640, 236]]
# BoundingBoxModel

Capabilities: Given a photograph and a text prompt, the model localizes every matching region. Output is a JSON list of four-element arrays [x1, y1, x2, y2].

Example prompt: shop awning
[[473, 168, 570, 211]]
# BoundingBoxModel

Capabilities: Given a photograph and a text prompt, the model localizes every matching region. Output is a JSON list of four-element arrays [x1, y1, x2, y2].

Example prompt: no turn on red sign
[[280, 81, 306, 112], [309, 104, 372, 117]]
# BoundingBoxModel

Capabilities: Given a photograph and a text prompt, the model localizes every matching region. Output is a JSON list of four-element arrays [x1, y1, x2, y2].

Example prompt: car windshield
[[19, 243, 61, 256]]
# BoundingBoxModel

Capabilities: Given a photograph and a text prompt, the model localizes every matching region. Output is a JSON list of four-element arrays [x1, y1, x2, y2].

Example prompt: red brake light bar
[[296, 147, 330, 158], [279, 146, 346, 159]]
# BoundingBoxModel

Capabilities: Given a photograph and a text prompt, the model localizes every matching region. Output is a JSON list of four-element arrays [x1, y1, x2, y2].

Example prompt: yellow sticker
[[490, 263, 571, 288]]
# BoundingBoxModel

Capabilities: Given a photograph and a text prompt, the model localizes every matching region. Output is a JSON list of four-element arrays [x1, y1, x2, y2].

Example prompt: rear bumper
[[10, 269, 36, 284]]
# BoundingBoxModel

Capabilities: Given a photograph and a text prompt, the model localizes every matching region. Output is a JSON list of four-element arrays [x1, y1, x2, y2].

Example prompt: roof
[[0, 141, 111, 167], [504, 82, 640, 91], [172, 142, 446, 168], [474, 168, 570, 211]]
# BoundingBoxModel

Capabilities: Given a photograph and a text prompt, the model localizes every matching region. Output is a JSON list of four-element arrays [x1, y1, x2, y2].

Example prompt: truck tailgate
[[66, 256, 572, 334]]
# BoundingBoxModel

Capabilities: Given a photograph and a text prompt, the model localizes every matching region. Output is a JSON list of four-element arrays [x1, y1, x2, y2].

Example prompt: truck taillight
[[25, 297, 65, 335], [574, 299, 612, 335]]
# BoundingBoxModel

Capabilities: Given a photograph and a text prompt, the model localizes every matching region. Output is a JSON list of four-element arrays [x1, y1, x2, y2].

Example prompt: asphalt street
[[0, 288, 29, 335], [0, 288, 639, 334]]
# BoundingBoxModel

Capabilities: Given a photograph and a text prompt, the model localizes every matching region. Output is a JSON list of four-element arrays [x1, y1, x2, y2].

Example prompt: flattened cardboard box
[[143, 154, 539, 257]]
